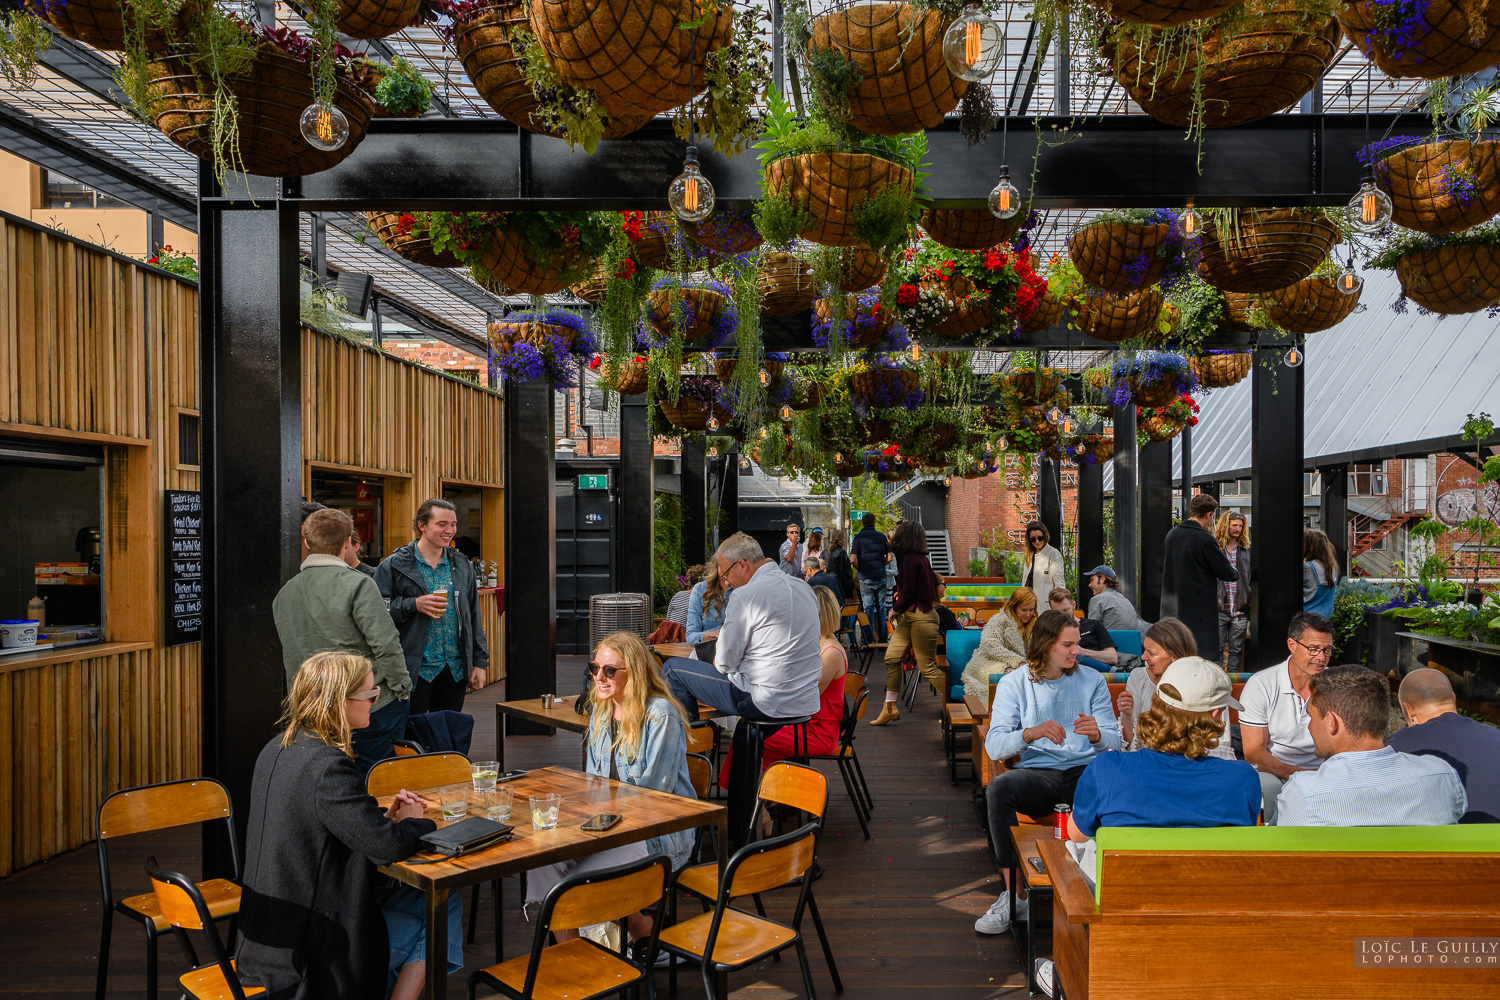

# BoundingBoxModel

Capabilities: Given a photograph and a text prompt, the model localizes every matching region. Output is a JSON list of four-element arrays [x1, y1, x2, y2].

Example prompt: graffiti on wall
[[1435, 484, 1500, 526]]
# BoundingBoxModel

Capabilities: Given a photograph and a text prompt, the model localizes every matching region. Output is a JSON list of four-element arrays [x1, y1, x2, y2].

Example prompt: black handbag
[[410, 817, 513, 862]]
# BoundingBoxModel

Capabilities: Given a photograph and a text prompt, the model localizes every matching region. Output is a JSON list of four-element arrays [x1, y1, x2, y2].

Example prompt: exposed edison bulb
[[973, 458, 986, 473], [1059, 413, 1076, 436], [1346, 171, 1392, 232], [941, 3, 1004, 81], [759, 426, 769, 440], [834, 451, 844, 464], [1176, 207, 1201, 238], [1045, 404, 1064, 425], [988, 165, 1021, 220], [300, 102, 349, 151], [759, 368, 770, 385], [779, 403, 794, 421], [1336, 266, 1363, 296], [668, 146, 715, 223], [984, 439, 994, 453], [998, 435, 1010, 451], [910, 342, 921, 362], [706, 415, 720, 432], [1284, 344, 1305, 368]]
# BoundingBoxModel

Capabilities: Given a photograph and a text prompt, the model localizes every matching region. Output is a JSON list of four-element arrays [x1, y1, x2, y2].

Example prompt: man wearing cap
[[1238, 612, 1334, 824], [1083, 566, 1149, 634]]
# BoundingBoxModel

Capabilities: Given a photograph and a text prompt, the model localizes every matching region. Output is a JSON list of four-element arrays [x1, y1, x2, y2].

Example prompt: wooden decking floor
[[0, 656, 1038, 998]]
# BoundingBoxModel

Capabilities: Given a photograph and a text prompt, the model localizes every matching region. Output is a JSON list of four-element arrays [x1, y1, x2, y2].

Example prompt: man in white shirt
[[1238, 611, 1334, 823]]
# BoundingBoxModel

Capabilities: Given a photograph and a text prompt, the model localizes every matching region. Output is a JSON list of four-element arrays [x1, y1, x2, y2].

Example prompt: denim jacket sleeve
[[588, 700, 694, 869], [685, 582, 711, 645]]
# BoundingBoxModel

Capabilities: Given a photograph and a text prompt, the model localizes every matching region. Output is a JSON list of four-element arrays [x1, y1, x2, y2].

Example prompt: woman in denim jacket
[[685, 559, 733, 644], [525, 631, 696, 957]]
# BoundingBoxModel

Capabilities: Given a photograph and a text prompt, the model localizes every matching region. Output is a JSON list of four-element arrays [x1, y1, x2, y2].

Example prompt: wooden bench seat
[[942, 702, 974, 783]]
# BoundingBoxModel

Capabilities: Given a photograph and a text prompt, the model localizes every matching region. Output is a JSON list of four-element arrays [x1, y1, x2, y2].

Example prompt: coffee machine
[[76, 526, 101, 574]]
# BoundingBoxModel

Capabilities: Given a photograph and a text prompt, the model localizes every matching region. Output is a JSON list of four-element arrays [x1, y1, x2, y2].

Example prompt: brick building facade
[[947, 455, 1081, 577]]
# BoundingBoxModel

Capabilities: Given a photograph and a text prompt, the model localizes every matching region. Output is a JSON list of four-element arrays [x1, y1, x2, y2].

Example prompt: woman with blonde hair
[[1302, 528, 1340, 617], [237, 651, 460, 1000], [525, 631, 696, 960], [960, 586, 1039, 698], [686, 556, 733, 644], [1215, 511, 1251, 671]]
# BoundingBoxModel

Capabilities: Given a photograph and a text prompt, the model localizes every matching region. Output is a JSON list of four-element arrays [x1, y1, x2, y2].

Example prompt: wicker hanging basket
[[43, 0, 183, 51], [1199, 208, 1340, 293], [849, 368, 920, 409], [365, 212, 464, 269], [1132, 377, 1188, 409], [606, 358, 649, 395], [1089, 0, 1242, 27], [528, 0, 731, 119], [1072, 286, 1164, 342], [758, 252, 817, 316], [1191, 352, 1254, 388], [860, 418, 893, 444], [148, 47, 374, 177], [1379, 140, 1500, 235], [924, 275, 993, 338], [1338, 0, 1500, 79], [659, 397, 731, 432], [814, 295, 895, 346], [763, 152, 915, 248], [1105, 3, 1342, 128], [364, 67, 421, 118], [1076, 434, 1116, 464], [836, 248, 888, 292], [680, 214, 764, 255], [834, 456, 869, 477], [1218, 292, 1260, 331], [1020, 289, 1065, 333], [646, 287, 730, 340], [1140, 412, 1187, 442], [1261, 275, 1361, 333], [571, 263, 611, 306], [919, 208, 1025, 250], [1393, 244, 1500, 314], [1002, 369, 1064, 402], [489, 319, 579, 354], [714, 357, 784, 387], [809, 2, 968, 135], [478, 227, 587, 295], [337, 0, 423, 39], [1068, 221, 1175, 293]]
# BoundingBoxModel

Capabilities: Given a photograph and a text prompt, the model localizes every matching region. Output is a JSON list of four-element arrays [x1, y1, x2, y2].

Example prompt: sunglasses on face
[[347, 688, 380, 702], [587, 662, 625, 680]]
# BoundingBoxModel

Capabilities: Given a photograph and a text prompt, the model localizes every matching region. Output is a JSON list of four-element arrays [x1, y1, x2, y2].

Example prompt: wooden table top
[[1011, 825, 1057, 889], [653, 642, 695, 660], [493, 696, 589, 733], [378, 766, 726, 891]]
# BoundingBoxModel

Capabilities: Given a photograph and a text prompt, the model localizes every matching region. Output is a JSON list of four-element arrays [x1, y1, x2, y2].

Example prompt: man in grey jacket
[[273, 508, 411, 773]]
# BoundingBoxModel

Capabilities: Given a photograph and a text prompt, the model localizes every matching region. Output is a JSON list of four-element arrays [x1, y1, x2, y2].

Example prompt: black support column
[[1320, 463, 1349, 578], [1076, 458, 1104, 615], [1037, 456, 1063, 550], [1112, 403, 1138, 606], [617, 394, 654, 598], [720, 451, 740, 540], [504, 380, 557, 734], [1138, 440, 1173, 622], [1179, 422, 1194, 517], [1250, 341, 1305, 668], [681, 438, 707, 567], [199, 175, 301, 870]]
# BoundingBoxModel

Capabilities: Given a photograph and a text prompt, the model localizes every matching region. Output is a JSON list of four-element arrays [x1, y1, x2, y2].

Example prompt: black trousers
[[411, 668, 468, 715], [985, 764, 1088, 867]]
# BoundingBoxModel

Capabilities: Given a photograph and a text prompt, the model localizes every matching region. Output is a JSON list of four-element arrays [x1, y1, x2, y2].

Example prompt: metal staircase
[[927, 530, 955, 575]]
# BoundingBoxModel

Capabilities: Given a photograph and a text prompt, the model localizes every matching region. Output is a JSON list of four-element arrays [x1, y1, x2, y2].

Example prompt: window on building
[[1349, 462, 1388, 496], [1303, 472, 1322, 497], [41, 170, 120, 209]]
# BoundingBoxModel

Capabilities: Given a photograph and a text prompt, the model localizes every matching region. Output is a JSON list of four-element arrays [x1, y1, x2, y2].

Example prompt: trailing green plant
[[1168, 273, 1226, 352], [1366, 219, 1500, 271], [652, 491, 685, 613], [425, 209, 615, 290], [509, 26, 611, 153], [371, 55, 435, 115], [671, 5, 771, 156], [301, 269, 362, 339], [593, 212, 657, 392], [0, 2, 52, 87], [753, 190, 818, 248]]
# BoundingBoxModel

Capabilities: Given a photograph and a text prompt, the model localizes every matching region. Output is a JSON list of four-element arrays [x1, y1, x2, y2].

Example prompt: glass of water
[[472, 761, 500, 792], [482, 787, 513, 823], [438, 785, 468, 824], [529, 794, 562, 830]]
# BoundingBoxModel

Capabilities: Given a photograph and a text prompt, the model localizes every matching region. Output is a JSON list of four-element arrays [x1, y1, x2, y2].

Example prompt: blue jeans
[[659, 657, 774, 722], [859, 577, 889, 644], [1077, 654, 1112, 673], [352, 696, 410, 776]]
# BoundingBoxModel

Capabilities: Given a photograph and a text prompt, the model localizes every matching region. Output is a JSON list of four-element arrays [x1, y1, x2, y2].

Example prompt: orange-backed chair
[[854, 612, 886, 674], [392, 737, 426, 757], [658, 822, 825, 1000], [96, 779, 242, 1000], [809, 680, 872, 839], [685, 752, 719, 863], [144, 857, 262, 1000], [467, 853, 672, 1000], [687, 719, 720, 795]]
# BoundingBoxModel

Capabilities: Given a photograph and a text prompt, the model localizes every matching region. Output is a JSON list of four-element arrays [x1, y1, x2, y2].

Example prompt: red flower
[[621, 211, 643, 241], [615, 258, 636, 279], [396, 213, 416, 236], [896, 283, 919, 307], [940, 260, 956, 281], [903, 247, 916, 261], [983, 249, 1006, 272], [882, 445, 900, 456], [589, 355, 602, 370], [1017, 285, 1036, 304], [559, 224, 580, 243], [869, 303, 885, 320], [632, 354, 646, 363], [147, 256, 159, 265], [1189, 416, 1199, 426]]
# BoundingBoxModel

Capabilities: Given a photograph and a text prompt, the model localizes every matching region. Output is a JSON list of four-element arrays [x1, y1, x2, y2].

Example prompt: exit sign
[[578, 473, 609, 490]]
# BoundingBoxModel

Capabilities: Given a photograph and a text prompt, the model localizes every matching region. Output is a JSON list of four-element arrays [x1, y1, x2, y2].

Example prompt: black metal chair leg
[[838, 760, 871, 839], [850, 751, 874, 813], [143, 923, 158, 1000], [170, 924, 200, 966], [808, 892, 844, 993], [467, 882, 480, 943], [94, 911, 112, 1000], [492, 878, 503, 963], [794, 938, 820, 1000]]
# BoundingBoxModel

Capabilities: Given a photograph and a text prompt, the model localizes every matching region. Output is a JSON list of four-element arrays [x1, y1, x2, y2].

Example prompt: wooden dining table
[[492, 697, 590, 770], [379, 765, 727, 1000]]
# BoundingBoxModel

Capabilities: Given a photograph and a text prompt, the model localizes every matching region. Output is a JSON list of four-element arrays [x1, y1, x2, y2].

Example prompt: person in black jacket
[[236, 651, 458, 1000], [1160, 493, 1239, 662], [376, 497, 489, 714]]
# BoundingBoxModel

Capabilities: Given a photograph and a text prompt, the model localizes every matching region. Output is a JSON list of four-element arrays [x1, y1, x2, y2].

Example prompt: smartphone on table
[[581, 814, 623, 831]]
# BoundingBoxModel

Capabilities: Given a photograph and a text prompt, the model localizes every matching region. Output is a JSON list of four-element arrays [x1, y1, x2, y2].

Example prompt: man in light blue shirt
[[1276, 664, 1466, 827], [975, 610, 1121, 936]]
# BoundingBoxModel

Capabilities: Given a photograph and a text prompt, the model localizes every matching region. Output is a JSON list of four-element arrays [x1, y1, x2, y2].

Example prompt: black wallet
[[414, 817, 513, 860]]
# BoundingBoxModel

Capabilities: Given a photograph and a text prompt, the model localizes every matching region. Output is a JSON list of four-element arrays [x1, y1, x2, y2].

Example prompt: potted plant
[[1360, 92, 1500, 235], [657, 374, 733, 432], [1198, 207, 1342, 293], [812, 290, 904, 349], [1067, 208, 1196, 293], [488, 309, 596, 384], [1190, 350, 1254, 388], [895, 239, 1049, 341], [920, 207, 1026, 251], [336, 0, 423, 39], [1111, 350, 1196, 408], [847, 357, 924, 410], [1339, 0, 1500, 79], [1368, 220, 1500, 314], [591, 351, 649, 395], [681, 208, 764, 256], [757, 250, 818, 316], [645, 276, 738, 346], [365, 212, 464, 268], [1260, 268, 1362, 333], [1075, 432, 1115, 464], [998, 352, 1065, 402], [1137, 393, 1199, 443], [428, 209, 615, 295], [363, 55, 435, 116]]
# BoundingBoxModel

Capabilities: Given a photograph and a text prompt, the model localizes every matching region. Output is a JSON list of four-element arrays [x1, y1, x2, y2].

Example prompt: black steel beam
[[1138, 440, 1173, 622], [1076, 458, 1103, 615], [1180, 422, 1193, 519], [1112, 403, 1138, 607], [1037, 456, 1062, 559], [1250, 343, 1305, 669], [1192, 429, 1500, 486], [503, 379, 557, 735], [681, 438, 707, 568], [618, 394, 654, 599], [1320, 462, 1349, 577], [286, 114, 1430, 211], [721, 451, 740, 539]]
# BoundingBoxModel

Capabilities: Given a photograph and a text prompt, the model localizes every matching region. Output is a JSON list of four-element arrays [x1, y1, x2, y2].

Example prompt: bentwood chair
[[95, 778, 243, 1000], [467, 853, 672, 1000], [143, 857, 262, 1000]]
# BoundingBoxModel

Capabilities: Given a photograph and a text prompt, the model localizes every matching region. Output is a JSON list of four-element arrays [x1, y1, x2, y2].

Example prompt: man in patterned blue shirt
[[1275, 665, 1465, 827]]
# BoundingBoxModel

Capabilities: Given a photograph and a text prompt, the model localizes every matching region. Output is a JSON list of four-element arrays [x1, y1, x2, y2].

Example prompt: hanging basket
[[924, 275, 993, 338], [478, 227, 587, 295], [337, 0, 423, 39], [1105, 3, 1342, 128], [714, 357, 784, 387], [1261, 275, 1361, 333], [364, 67, 421, 118], [1140, 412, 1187, 442], [528, 0, 731, 119], [1199, 208, 1340, 293], [763, 152, 915, 248], [43, 0, 183, 51], [1020, 288, 1065, 333], [571, 263, 611, 306], [834, 456, 869, 477], [859, 418, 893, 444], [1072, 286, 1164, 342], [1379, 140, 1500, 235], [849, 368, 920, 409], [1089, 0, 1242, 27], [1218, 292, 1260, 331], [659, 397, 731, 432], [758, 252, 817, 316], [148, 47, 374, 177], [646, 287, 731, 340], [814, 295, 895, 346], [366, 212, 464, 269], [1191, 352, 1254, 388], [809, 2, 968, 135], [489, 319, 579, 354], [1076, 433, 1116, 464], [680, 214, 764, 255], [1003, 369, 1065, 401], [1338, 0, 1500, 79], [1068, 221, 1175, 293], [836, 248, 889, 292], [1131, 378, 1187, 409], [920, 208, 1025, 250], [603, 358, 649, 395], [1393, 244, 1500, 314]]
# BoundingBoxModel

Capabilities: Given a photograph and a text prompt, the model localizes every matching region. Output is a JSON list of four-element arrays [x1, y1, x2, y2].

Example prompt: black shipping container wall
[[556, 459, 619, 653]]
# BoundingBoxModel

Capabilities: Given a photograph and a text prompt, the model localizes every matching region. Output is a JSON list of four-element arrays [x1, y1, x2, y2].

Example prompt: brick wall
[[948, 454, 1080, 576], [383, 339, 490, 386]]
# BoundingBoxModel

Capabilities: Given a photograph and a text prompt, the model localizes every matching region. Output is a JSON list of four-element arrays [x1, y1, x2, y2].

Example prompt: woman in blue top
[[524, 631, 696, 955], [685, 558, 732, 644], [975, 610, 1121, 936]]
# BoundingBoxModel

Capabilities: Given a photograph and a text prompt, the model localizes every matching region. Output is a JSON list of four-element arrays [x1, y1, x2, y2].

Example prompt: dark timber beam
[[1112, 403, 1138, 608], [288, 114, 1430, 211], [1250, 337, 1304, 668], [618, 394, 654, 599], [504, 380, 557, 735], [1320, 463, 1349, 578], [1180, 423, 1194, 519], [1138, 440, 1173, 622], [1076, 459, 1104, 616]]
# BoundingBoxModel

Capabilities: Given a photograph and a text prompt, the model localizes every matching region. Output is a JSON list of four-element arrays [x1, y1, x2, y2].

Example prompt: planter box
[[1365, 609, 1424, 676], [1396, 631, 1500, 724]]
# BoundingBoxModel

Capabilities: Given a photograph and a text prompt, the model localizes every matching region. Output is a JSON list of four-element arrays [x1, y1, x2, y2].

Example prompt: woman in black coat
[[236, 651, 438, 1000]]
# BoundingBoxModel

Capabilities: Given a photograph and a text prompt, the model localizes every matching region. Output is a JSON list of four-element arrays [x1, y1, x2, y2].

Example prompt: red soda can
[[1054, 804, 1072, 840]]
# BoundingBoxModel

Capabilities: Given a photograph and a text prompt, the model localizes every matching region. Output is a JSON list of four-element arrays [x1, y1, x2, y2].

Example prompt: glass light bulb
[[668, 148, 715, 223], [1175, 208, 1201, 237], [1284, 345, 1304, 368], [706, 415, 719, 431], [834, 451, 844, 463], [780, 404, 794, 421], [1060, 414, 1075, 435], [759, 369, 770, 385], [1045, 405, 1063, 425], [1336, 267, 1363, 296], [973, 458, 986, 472], [910, 343, 921, 362], [1346, 178, 1393, 233], [941, 4, 1004, 81], [300, 102, 349, 151], [998, 435, 1010, 450], [988, 167, 1021, 220], [759, 427, 768, 439]]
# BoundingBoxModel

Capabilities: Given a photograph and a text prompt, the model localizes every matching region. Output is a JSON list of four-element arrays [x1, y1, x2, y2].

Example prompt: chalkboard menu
[[165, 490, 203, 646]]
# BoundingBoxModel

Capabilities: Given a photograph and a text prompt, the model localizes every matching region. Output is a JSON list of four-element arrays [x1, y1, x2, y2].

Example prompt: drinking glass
[[530, 794, 562, 830], [482, 787, 513, 823], [472, 760, 500, 792], [432, 585, 449, 616], [438, 785, 468, 824]]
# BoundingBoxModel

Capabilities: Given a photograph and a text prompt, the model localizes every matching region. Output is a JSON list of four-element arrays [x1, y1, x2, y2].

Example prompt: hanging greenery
[[0, 1, 54, 87], [1366, 220, 1500, 315], [369, 54, 435, 115], [670, 4, 773, 156], [425, 209, 615, 292], [894, 239, 1049, 343], [489, 309, 597, 385]]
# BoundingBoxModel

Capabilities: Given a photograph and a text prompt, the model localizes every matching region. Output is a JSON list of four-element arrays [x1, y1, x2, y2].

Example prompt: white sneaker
[[974, 890, 1028, 934], [1035, 958, 1056, 998]]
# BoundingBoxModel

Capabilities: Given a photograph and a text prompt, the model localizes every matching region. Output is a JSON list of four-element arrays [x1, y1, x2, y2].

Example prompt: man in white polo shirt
[[1238, 611, 1334, 823]]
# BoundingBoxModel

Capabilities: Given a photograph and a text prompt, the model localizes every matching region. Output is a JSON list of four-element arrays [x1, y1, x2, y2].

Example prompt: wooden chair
[[687, 719, 720, 795], [853, 612, 886, 675], [686, 752, 720, 864], [144, 857, 263, 1000], [657, 822, 825, 1000], [467, 853, 672, 1000], [809, 681, 872, 840], [393, 737, 425, 757], [95, 778, 243, 1000]]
